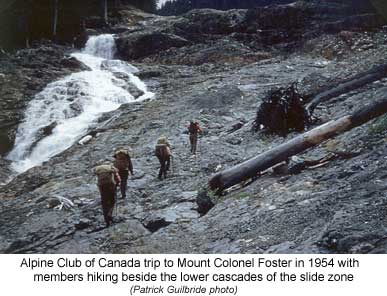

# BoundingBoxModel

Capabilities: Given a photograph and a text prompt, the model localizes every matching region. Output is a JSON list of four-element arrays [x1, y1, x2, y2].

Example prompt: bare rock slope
[[0, 3, 386, 253]]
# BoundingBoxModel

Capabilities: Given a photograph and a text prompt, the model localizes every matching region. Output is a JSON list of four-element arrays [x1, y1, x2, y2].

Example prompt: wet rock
[[60, 57, 90, 70], [101, 60, 139, 73], [28, 122, 58, 154], [126, 82, 145, 99], [41, 122, 58, 136]]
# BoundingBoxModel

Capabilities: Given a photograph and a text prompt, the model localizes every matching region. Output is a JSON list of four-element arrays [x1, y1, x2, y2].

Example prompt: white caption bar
[[0, 254, 385, 295]]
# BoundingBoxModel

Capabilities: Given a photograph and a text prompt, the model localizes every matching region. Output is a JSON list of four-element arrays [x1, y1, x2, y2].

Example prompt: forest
[[0, 0, 157, 49]]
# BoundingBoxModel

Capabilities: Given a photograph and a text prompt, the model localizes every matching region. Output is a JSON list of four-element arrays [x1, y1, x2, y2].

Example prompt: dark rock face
[[60, 57, 90, 70], [172, 9, 247, 39], [116, 31, 190, 60], [115, 3, 385, 66]]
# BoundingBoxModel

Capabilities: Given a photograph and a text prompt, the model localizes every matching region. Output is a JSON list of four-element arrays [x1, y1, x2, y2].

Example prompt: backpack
[[95, 165, 116, 186], [157, 137, 169, 146], [114, 149, 130, 171], [188, 122, 196, 134], [155, 144, 171, 158]]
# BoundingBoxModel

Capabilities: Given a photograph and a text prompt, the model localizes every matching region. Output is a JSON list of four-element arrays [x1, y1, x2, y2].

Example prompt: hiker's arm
[[128, 155, 134, 175], [114, 172, 121, 185]]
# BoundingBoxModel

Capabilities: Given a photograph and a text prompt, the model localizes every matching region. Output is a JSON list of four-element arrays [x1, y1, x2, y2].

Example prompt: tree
[[103, 0, 108, 24], [53, 0, 59, 36], [0, 0, 158, 49]]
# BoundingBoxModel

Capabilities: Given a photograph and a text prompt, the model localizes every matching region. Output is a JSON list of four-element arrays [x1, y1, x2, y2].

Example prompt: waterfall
[[83, 34, 116, 60], [7, 34, 154, 173]]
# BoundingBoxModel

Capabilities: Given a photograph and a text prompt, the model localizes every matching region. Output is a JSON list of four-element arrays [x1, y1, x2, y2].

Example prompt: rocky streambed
[[0, 2, 386, 253]]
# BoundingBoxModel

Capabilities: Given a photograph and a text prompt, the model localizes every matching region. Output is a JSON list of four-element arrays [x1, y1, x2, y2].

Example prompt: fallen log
[[306, 64, 387, 115], [209, 97, 387, 193]]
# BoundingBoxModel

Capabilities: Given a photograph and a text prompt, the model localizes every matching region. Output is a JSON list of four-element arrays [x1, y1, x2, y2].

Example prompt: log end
[[208, 173, 223, 195]]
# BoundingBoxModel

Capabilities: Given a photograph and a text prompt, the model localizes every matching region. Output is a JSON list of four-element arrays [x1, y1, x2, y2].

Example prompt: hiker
[[155, 136, 172, 180], [95, 162, 121, 227], [187, 121, 203, 154], [113, 148, 133, 199]]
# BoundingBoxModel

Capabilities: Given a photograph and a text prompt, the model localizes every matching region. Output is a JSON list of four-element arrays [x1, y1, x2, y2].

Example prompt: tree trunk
[[209, 97, 387, 193], [103, 0, 108, 24], [53, 0, 59, 36], [306, 64, 387, 115]]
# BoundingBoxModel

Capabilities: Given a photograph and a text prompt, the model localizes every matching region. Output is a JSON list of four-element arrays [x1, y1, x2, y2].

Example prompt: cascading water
[[7, 34, 154, 173]]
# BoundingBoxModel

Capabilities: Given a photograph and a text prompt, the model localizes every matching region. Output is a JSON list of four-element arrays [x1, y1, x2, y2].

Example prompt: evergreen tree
[[0, 0, 157, 49]]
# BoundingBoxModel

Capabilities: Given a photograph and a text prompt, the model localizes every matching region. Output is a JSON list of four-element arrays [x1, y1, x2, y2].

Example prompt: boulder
[[60, 57, 90, 71], [172, 9, 247, 41], [196, 189, 216, 215], [126, 82, 145, 99], [116, 31, 190, 60]]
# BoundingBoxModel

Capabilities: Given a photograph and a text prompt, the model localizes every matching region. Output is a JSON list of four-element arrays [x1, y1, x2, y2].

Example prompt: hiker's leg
[[189, 134, 194, 153], [107, 184, 116, 225], [157, 156, 163, 179], [100, 186, 111, 227], [193, 135, 197, 154], [166, 156, 170, 171], [162, 159, 167, 179], [119, 170, 128, 199], [164, 164, 168, 178]]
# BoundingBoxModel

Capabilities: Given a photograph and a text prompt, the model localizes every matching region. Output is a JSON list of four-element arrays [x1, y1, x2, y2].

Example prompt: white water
[[7, 34, 154, 173]]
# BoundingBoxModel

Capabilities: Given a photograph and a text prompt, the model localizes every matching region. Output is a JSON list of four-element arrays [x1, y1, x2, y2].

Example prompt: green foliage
[[370, 114, 387, 134], [233, 192, 250, 200]]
